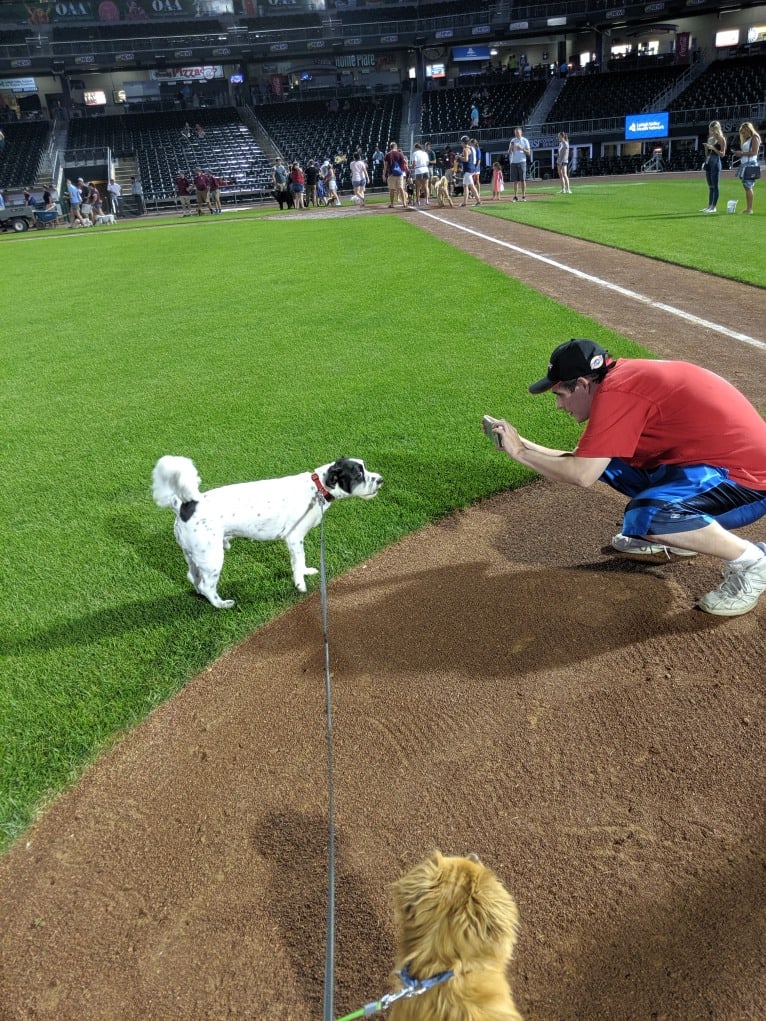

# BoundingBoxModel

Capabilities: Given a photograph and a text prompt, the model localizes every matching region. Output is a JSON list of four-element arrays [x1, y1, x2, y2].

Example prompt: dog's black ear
[[326, 458, 364, 494]]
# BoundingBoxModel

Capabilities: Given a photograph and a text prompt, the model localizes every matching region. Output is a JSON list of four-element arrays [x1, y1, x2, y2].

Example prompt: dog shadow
[[250, 809, 393, 1018]]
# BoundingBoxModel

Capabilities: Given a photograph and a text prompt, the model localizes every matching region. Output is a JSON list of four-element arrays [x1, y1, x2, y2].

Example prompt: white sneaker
[[611, 534, 698, 557], [697, 545, 766, 616]]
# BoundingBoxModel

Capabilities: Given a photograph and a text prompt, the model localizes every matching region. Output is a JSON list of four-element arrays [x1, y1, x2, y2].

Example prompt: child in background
[[491, 161, 505, 200]]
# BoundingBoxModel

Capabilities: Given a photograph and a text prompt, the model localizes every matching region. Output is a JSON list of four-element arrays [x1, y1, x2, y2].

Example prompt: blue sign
[[451, 45, 491, 61], [625, 112, 669, 139]]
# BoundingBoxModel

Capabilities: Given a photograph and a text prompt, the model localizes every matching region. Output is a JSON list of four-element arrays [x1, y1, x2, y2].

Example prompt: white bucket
[[727, 199, 738, 214]]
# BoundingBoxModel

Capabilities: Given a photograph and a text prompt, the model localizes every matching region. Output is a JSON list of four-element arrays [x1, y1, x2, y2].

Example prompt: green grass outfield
[[0, 179, 762, 848], [478, 175, 765, 287]]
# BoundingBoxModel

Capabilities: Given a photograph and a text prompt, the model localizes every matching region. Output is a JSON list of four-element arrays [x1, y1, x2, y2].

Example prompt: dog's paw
[[217, 599, 235, 609], [304, 568, 318, 576], [295, 580, 308, 593]]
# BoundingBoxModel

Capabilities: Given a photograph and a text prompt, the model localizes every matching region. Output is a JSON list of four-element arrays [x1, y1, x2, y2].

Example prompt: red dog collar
[[311, 472, 334, 502]]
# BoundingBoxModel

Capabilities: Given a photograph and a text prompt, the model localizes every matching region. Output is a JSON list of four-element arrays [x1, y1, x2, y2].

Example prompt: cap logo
[[590, 354, 604, 371]]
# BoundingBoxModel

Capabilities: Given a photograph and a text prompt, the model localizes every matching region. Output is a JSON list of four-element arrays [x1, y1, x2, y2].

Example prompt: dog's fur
[[434, 176, 454, 208], [96, 213, 116, 224], [388, 851, 522, 1021], [152, 455, 383, 608], [272, 187, 295, 210]]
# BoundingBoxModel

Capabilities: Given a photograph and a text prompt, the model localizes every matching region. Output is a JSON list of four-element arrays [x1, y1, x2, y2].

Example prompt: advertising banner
[[11, 0, 233, 26], [624, 112, 669, 140], [451, 44, 491, 61]]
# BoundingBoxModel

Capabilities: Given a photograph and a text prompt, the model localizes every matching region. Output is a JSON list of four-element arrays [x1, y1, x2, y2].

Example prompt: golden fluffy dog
[[434, 175, 454, 208], [388, 851, 522, 1021]]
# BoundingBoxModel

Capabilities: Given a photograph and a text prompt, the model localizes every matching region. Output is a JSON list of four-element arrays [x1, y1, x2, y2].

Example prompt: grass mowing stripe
[[0, 209, 693, 847]]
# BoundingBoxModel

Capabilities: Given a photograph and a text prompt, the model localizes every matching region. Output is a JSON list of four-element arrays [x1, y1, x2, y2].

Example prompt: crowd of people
[[269, 155, 349, 209], [173, 168, 227, 215]]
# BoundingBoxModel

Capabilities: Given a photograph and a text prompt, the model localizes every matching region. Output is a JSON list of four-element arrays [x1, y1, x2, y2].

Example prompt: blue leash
[[334, 965, 455, 1020]]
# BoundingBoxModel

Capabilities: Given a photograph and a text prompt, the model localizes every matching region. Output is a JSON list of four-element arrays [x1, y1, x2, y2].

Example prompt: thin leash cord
[[319, 504, 336, 1021]]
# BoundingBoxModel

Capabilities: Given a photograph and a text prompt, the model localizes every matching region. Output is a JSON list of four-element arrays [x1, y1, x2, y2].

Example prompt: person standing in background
[[175, 171, 192, 215], [131, 175, 145, 215], [701, 120, 726, 213], [732, 121, 761, 216], [491, 161, 505, 200], [107, 177, 121, 216], [557, 131, 572, 194], [349, 150, 370, 206], [508, 127, 531, 202]]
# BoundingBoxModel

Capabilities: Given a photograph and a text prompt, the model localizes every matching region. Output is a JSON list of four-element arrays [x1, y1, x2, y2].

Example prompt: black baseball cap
[[528, 339, 614, 394]]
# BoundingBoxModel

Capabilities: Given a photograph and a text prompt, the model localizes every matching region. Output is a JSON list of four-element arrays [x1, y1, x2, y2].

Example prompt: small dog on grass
[[388, 851, 523, 1021], [152, 455, 383, 608], [96, 213, 116, 225], [434, 176, 454, 208]]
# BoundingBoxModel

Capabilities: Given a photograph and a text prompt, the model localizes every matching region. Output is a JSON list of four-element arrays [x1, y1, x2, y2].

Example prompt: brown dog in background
[[434, 175, 454, 208], [388, 851, 523, 1021]]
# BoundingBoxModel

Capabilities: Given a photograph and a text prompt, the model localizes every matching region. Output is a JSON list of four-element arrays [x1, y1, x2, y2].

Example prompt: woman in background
[[701, 120, 726, 213], [557, 131, 571, 194], [732, 121, 761, 216]]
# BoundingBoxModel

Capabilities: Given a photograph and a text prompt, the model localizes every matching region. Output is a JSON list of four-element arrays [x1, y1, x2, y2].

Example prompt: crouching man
[[486, 338, 766, 617]]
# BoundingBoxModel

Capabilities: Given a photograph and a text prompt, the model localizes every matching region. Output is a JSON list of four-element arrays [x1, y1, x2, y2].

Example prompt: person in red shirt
[[193, 167, 211, 215], [208, 172, 223, 214], [175, 171, 192, 216], [486, 338, 766, 617], [289, 161, 305, 210], [383, 142, 408, 208]]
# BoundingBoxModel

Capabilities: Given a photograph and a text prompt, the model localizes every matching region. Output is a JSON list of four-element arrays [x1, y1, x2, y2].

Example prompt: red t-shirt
[[575, 359, 766, 489]]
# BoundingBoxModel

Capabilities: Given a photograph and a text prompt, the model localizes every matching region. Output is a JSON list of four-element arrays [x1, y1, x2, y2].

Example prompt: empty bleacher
[[66, 108, 272, 201], [256, 95, 402, 189], [669, 55, 766, 116], [420, 81, 546, 136], [0, 121, 49, 190], [547, 66, 687, 123]]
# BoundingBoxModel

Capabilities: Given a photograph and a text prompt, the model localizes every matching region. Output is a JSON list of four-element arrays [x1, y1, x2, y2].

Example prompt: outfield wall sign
[[624, 111, 668, 140]]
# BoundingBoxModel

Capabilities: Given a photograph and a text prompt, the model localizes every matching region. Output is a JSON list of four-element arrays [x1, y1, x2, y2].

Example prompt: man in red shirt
[[193, 167, 210, 215], [487, 339, 766, 617], [383, 141, 408, 208], [175, 171, 192, 216]]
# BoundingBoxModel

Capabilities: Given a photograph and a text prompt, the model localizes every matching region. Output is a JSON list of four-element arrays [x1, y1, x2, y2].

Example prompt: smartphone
[[482, 415, 503, 450]]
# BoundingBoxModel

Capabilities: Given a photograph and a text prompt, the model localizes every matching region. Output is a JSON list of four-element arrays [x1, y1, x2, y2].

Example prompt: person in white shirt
[[410, 142, 431, 206], [131, 175, 144, 215], [107, 177, 122, 216], [507, 127, 531, 201], [349, 151, 370, 205]]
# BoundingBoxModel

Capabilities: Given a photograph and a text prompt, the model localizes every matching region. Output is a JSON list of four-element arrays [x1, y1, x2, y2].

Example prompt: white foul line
[[417, 210, 766, 352]]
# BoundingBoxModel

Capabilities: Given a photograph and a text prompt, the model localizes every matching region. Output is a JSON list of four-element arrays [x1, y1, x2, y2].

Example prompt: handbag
[[742, 164, 761, 181]]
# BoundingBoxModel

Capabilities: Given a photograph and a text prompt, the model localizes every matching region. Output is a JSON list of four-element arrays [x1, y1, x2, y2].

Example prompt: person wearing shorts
[[410, 142, 430, 206], [383, 142, 408, 208], [193, 168, 210, 215], [732, 121, 761, 216], [508, 127, 531, 201], [349, 151, 370, 205], [458, 135, 481, 207], [485, 338, 766, 617]]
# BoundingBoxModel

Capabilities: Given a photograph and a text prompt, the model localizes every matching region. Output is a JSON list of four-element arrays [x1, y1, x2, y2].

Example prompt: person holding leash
[[485, 339, 766, 617]]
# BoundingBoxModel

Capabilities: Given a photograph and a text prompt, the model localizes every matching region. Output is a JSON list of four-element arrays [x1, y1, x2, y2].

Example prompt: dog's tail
[[152, 455, 202, 511]]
